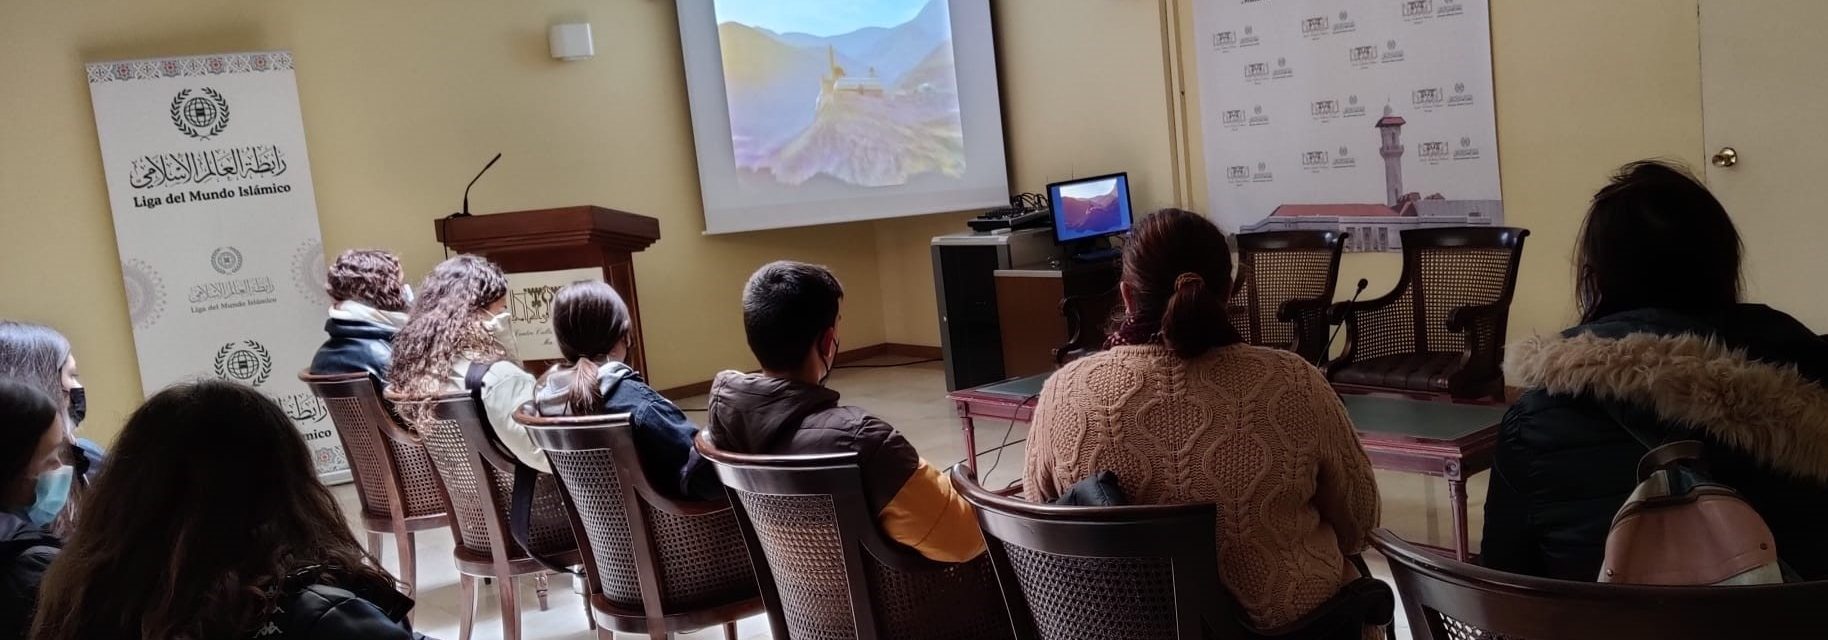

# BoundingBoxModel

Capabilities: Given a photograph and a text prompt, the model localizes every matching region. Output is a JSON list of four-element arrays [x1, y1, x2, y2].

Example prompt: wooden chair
[[1054, 286, 1121, 365], [694, 434, 1013, 640], [1372, 529, 1828, 638], [298, 371, 449, 604], [392, 390, 584, 640], [1326, 227, 1528, 401], [953, 466, 1392, 640], [1229, 230, 1347, 364], [517, 410, 762, 639]]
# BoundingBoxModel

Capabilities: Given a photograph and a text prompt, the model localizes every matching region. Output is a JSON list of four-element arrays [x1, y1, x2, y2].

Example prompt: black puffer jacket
[[0, 513, 57, 639], [251, 575, 425, 640], [1482, 305, 1828, 581], [309, 318, 397, 381]]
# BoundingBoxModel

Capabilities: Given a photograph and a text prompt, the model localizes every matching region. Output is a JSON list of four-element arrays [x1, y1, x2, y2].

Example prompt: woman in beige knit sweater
[[1023, 209, 1380, 632]]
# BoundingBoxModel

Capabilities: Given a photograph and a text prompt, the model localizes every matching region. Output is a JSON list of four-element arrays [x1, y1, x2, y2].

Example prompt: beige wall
[[0, 0, 891, 444], [878, 0, 1708, 347], [0, 0, 1709, 444]]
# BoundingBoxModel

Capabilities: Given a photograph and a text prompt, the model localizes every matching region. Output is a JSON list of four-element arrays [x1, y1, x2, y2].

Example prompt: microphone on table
[[454, 152, 503, 218], [439, 153, 503, 258], [1325, 278, 1370, 358]]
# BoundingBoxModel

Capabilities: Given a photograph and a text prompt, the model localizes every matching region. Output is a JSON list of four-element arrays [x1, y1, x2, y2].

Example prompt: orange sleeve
[[877, 458, 986, 563]]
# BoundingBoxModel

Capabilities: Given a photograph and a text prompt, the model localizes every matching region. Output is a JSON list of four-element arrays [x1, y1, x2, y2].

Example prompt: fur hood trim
[[1505, 331, 1828, 482]]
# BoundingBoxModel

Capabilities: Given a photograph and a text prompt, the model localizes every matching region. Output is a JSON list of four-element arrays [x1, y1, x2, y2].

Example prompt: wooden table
[[948, 374, 1505, 561]]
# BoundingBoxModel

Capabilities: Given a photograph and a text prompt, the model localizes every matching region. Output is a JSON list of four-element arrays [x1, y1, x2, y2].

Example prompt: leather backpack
[[1598, 438, 1783, 585]]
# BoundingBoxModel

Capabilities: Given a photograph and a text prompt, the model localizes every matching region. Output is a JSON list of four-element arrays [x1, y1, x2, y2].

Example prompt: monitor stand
[[1066, 237, 1120, 263]]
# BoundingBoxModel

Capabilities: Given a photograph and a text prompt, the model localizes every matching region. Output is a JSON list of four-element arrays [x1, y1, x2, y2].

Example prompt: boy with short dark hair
[[708, 261, 983, 562]]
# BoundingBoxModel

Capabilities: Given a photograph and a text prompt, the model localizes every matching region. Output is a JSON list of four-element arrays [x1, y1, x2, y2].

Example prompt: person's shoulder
[[484, 360, 535, 384], [271, 584, 415, 640]]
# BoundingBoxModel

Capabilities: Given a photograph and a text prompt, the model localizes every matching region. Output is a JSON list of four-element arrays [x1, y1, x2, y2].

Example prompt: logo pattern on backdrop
[[214, 339, 273, 387], [291, 239, 330, 307], [169, 88, 230, 140], [210, 246, 244, 275], [121, 258, 168, 329]]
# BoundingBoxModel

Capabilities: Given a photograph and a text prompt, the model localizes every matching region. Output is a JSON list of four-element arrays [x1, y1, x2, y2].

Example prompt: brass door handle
[[1712, 147, 1739, 167]]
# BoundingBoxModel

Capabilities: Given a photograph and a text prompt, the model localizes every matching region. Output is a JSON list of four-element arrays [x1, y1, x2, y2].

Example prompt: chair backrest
[[518, 410, 756, 618], [298, 371, 447, 523], [950, 465, 1235, 640], [1354, 227, 1527, 360], [391, 390, 573, 562], [1230, 230, 1346, 362], [695, 434, 1011, 640], [1373, 529, 1828, 639]]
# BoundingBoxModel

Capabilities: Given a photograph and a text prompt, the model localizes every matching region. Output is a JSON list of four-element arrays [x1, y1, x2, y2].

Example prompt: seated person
[[532, 281, 720, 499], [0, 381, 70, 639], [1483, 160, 1828, 581], [1023, 209, 1380, 632], [387, 255, 545, 472], [0, 321, 102, 528], [708, 261, 983, 562], [310, 249, 411, 380], [31, 380, 423, 639]]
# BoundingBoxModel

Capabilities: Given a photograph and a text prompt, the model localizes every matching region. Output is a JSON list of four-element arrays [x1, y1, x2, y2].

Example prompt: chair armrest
[[1276, 297, 1331, 323], [1445, 303, 1507, 333]]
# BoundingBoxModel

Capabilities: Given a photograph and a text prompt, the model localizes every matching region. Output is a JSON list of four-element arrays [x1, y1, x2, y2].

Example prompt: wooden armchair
[[518, 410, 761, 639], [1326, 227, 1528, 401], [694, 434, 1013, 640], [1229, 230, 1347, 364], [298, 371, 449, 604], [1053, 286, 1121, 365], [1373, 529, 1828, 638]]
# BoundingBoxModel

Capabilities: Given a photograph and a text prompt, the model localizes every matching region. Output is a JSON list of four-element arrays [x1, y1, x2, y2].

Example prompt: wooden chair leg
[[458, 574, 477, 640], [366, 531, 384, 562], [724, 621, 738, 640], [582, 574, 597, 630], [534, 573, 550, 611], [395, 531, 417, 596], [500, 575, 521, 640]]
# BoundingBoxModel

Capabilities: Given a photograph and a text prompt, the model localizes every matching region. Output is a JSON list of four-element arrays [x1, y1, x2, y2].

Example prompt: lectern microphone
[[454, 153, 503, 218]]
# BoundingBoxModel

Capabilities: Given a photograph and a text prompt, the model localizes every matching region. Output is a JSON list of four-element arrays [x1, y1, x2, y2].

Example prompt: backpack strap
[[476, 359, 580, 577]]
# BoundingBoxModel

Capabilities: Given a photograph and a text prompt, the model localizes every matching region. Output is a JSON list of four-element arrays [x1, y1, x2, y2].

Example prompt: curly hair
[[387, 255, 512, 423], [31, 380, 398, 639], [325, 249, 408, 312]]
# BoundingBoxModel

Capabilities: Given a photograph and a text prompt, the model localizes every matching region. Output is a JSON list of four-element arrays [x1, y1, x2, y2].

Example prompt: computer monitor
[[1048, 173, 1134, 245]]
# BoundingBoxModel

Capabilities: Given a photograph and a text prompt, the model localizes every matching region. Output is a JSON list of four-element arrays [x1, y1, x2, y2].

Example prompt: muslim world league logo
[[214, 339, 273, 387], [210, 246, 244, 275], [170, 88, 230, 140]]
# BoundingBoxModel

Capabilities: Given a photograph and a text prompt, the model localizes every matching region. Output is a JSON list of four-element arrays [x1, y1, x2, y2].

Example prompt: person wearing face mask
[[0, 322, 97, 531], [707, 261, 983, 563], [385, 255, 546, 472], [310, 250, 412, 382], [0, 380, 71, 638]]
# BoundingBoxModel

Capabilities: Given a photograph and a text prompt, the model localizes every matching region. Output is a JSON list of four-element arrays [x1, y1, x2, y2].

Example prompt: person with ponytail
[[1022, 209, 1379, 633], [530, 281, 720, 500]]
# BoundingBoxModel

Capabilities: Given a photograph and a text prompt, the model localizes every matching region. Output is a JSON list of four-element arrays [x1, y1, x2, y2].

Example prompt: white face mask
[[401, 284, 415, 306], [481, 310, 512, 334]]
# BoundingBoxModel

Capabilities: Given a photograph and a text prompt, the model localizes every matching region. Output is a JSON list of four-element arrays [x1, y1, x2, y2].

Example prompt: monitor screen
[[1049, 173, 1133, 244]]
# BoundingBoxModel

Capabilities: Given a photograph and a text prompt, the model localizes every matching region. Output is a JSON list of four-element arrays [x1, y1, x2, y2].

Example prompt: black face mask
[[66, 387, 86, 426]]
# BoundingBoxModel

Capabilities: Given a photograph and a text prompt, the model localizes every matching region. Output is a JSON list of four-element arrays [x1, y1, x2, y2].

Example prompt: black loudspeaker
[[931, 229, 1056, 390]]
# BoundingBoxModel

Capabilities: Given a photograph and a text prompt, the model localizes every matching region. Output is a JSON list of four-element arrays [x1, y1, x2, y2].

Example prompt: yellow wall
[[0, 0, 890, 444], [879, 0, 1707, 347], [0, 0, 1710, 444]]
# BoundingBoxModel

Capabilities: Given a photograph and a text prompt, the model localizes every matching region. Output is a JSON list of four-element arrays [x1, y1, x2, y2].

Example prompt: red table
[[948, 375, 1505, 561]]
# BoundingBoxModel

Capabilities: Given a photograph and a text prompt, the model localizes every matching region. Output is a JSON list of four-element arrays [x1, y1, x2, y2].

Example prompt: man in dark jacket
[[708, 261, 984, 563], [308, 250, 410, 380], [1484, 304, 1828, 581]]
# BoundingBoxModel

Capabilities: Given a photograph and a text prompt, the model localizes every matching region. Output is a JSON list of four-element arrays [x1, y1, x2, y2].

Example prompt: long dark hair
[[543, 281, 632, 414], [0, 380, 59, 510], [1575, 160, 1743, 322], [32, 380, 398, 640], [1108, 209, 1243, 358]]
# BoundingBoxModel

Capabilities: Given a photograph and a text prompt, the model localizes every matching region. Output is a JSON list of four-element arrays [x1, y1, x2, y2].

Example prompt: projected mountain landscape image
[[1058, 178, 1127, 237], [714, 0, 965, 188]]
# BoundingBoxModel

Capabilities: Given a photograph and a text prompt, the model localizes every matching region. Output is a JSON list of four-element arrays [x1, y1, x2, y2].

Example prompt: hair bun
[[1173, 272, 1205, 290]]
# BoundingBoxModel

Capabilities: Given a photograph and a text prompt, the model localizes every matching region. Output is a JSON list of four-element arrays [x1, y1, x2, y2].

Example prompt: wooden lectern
[[435, 206, 661, 374]]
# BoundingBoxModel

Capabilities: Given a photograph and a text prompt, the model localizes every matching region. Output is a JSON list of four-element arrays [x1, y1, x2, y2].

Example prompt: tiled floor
[[338, 356, 1485, 639]]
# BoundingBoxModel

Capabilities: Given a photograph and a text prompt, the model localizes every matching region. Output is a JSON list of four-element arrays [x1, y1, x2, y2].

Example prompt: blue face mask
[[28, 466, 73, 527]]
